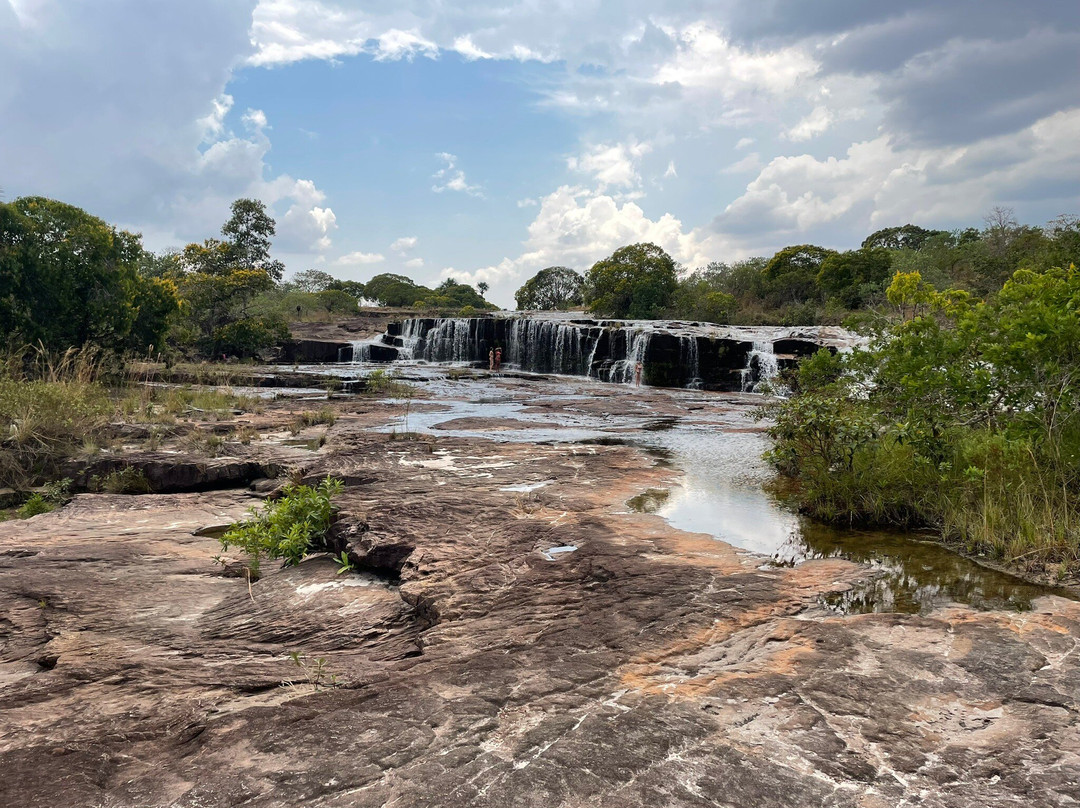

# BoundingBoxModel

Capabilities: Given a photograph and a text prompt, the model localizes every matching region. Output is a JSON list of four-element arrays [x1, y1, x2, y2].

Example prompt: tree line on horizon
[[2, 193, 1077, 361], [513, 208, 1080, 329]]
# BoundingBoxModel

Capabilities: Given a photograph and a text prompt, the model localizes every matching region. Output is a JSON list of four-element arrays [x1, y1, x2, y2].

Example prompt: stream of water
[[292, 364, 1074, 615]]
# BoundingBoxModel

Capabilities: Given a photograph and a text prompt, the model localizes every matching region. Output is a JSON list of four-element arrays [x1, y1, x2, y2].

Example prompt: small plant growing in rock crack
[[100, 466, 152, 494], [17, 477, 74, 518], [335, 551, 356, 575], [284, 651, 339, 691], [219, 475, 343, 578], [291, 408, 336, 433], [234, 425, 260, 445], [42, 478, 72, 504]]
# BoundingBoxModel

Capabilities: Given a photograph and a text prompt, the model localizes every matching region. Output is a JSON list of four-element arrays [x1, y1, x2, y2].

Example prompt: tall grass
[[0, 345, 112, 487], [777, 425, 1080, 578], [115, 386, 262, 423], [0, 345, 264, 487]]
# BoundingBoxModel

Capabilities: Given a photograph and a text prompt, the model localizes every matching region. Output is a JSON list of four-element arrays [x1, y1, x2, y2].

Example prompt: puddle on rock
[[776, 522, 1078, 615], [542, 545, 578, 561], [499, 481, 551, 493]]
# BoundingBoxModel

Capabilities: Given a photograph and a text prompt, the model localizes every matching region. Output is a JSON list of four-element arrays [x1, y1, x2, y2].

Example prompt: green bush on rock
[[220, 476, 343, 576]]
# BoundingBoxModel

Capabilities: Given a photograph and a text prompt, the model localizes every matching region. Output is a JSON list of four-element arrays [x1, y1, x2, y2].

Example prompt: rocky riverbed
[[1, 373, 1078, 807]]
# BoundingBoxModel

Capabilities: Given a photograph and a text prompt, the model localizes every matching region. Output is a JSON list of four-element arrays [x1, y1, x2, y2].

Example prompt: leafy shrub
[[18, 493, 54, 518], [42, 478, 73, 504], [212, 316, 290, 358], [365, 369, 412, 397], [764, 265, 1080, 575], [101, 466, 152, 494], [220, 476, 343, 576]]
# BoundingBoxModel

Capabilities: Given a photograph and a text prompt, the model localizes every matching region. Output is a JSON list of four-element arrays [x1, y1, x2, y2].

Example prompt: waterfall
[[501, 319, 594, 375], [605, 328, 652, 384], [397, 319, 424, 360], [418, 318, 477, 363], [681, 336, 702, 389], [354, 316, 846, 392], [349, 341, 371, 363], [742, 341, 781, 393], [584, 332, 601, 377]]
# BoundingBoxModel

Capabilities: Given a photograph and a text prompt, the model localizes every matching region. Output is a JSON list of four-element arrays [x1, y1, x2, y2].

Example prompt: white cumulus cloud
[[335, 250, 385, 266], [432, 152, 483, 197], [568, 140, 652, 191]]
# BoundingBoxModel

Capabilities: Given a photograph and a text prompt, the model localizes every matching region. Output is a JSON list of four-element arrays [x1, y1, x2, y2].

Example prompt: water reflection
[[775, 522, 1074, 615], [633, 427, 1075, 615]]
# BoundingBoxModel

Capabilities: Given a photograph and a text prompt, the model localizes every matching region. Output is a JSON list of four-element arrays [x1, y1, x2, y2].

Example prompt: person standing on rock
[[634, 362, 643, 386], [495, 347, 503, 372], [489, 348, 495, 371]]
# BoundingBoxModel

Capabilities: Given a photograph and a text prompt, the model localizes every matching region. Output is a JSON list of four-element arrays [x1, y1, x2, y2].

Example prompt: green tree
[[431, 279, 491, 309], [762, 264, 1080, 570], [584, 244, 677, 318], [818, 247, 893, 308], [213, 317, 290, 357], [172, 200, 290, 356], [365, 273, 423, 307], [314, 288, 358, 316], [175, 268, 278, 356], [222, 198, 285, 281], [761, 244, 836, 306], [0, 197, 177, 353], [477, 281, 489, 298], [669, 268, 738, 323], [514, 266, 585, 310], [291, 269, 337, 292], [180, 238, 234, 275], [861, 224, 946, 251], [329, 279, 367, 300], [886, 270, 936, 321]]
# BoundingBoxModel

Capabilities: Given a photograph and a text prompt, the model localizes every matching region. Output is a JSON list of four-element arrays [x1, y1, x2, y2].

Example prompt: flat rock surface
[[1, 380, 1078, 808]]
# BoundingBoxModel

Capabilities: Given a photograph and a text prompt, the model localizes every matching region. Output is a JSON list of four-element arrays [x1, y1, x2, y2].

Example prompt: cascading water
[[681, 336, 702, 389], [348, 341, 372, 363], [605, 328, 652, 384], [503, 319, 600, 376], [742, 341, 781, 393], [419, 318, 478, 363], [342, 316, 849, 392], [397, 319, 424, 359]]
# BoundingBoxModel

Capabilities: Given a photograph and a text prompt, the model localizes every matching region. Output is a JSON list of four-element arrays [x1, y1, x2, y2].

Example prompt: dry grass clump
[[0, 346, 112, 487]]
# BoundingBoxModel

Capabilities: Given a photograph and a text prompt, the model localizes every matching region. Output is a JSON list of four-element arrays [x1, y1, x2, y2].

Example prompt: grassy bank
[[0, 348, 265, 489]]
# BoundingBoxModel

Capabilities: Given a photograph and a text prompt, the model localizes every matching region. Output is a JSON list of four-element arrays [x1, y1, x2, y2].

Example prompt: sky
[[2, 1, 1079, 308]]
